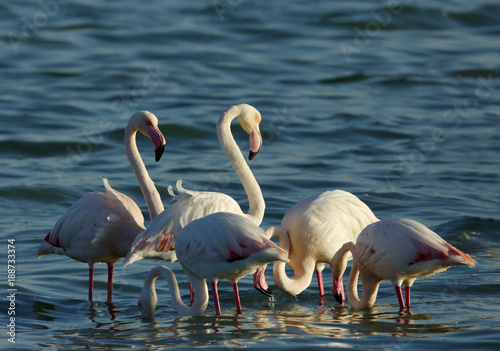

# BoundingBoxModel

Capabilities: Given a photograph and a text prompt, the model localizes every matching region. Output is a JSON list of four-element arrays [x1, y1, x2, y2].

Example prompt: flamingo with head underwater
[[138, 212, 289, 317], [124, 104, 265, 269], [37, 111, 166, 303], [330, 218, 477, 310], [254, 190, 379, 298]]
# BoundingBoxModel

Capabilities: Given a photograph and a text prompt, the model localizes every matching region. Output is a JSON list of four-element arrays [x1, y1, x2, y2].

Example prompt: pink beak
[[253, 266, 273, 297], [148, 125, 166, 162]]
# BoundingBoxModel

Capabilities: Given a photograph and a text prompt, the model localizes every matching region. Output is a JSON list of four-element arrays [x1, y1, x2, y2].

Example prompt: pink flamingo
[[330, 218, 477, 310], [124, 104, 265, 266], [255, 190, 378, 297], [37, 111, 166, 303], [137, 212, 289, 317]]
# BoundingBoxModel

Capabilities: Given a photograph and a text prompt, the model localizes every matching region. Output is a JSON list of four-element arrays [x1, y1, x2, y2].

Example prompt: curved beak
[[248, 126, 262, 161], [253, 266, 273, 297], [148, 125, 166, 162], [332, 275, 345, 304]]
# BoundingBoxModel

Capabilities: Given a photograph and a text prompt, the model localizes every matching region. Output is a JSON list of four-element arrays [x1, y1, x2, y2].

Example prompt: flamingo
[[138, 212, 289, 317], [254, 190, 378, 298], [330, 218, 477, 310], [124, 103, 265, 266], [37, 111, 166, 303]]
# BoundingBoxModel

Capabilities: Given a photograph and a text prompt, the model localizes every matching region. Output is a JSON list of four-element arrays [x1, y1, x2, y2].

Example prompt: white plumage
[[124, 104, 265, 266], [260, 190, 378, 297]]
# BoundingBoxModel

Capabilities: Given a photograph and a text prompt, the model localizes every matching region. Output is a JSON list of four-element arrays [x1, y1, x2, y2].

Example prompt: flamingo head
[[129, 111, 166, 162], [235, 104, 262, 161], [253, 265, 273, 297], [332, 274, 345, 305]]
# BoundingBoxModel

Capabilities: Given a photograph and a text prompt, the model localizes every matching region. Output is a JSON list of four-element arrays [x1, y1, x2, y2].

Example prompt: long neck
[[217, 107, 265, 225], [346, 259, 381, 309], [124, 125, 164, 221], [142, 266, 208, 317], [268, 226, 315, 296]]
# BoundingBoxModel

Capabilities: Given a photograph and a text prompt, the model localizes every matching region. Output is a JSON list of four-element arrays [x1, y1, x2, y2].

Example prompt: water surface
[[1, 1, 499, 350]]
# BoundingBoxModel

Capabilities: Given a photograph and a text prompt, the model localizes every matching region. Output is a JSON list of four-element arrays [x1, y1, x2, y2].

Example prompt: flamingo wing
[[176, 212, 288, 282], [124, 180, 243, 265], [355, 218, 476, 285], [37, 179, 145, 263]]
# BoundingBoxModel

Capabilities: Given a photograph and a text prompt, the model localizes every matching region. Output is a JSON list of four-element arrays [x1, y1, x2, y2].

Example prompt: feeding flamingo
[[330, 218, 477, 310], [124, 104, 265, 266], [37, 111, 166, 303], [137, 212, 289, 317], [255, 190, 378, 298]]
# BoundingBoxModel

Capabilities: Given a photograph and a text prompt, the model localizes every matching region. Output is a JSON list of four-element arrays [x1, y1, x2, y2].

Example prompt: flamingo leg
[[212, 282, 221, 316], [394, 286, 405, 310], [190, 283, 194, 307], [316, 270, 325, 297], [232, 283, 242, 314], [106, 264, 114, 303], [88, 263, 94, 302], [405, 285, 410, 309]]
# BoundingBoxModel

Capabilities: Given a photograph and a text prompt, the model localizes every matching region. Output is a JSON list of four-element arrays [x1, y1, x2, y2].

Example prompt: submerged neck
[[140, 265, 208, 317], [217, 106, 265, 225], [125, 125, 164, 220]]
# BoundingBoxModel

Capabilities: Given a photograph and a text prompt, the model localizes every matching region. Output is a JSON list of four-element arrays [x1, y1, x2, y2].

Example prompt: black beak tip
[[155, 144, 165, 162], [333, 293, 344, 305], [255, 286, 273, 298], [249, 150, 259, 161]]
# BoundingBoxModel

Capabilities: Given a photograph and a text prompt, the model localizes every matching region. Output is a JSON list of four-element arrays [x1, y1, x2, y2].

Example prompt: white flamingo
[[330, 218, 477, 310], [138, 212, 289, 317], [124, 104, 265, 265], [37, 111, 166, 303], [254, 190, 378, 297]]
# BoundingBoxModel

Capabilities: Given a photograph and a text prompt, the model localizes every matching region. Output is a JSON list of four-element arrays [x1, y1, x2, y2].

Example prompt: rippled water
[[1, 1, 499, 350]]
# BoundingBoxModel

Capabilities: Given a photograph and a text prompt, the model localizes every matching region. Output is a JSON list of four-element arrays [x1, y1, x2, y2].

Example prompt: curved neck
[[346, 261, 380, 309], [141, 266, 208, 317], [125, 125, 164, 220], [217, 107, 265, 225], [332, 243, 381, 309], [268, 226, 314, 296]]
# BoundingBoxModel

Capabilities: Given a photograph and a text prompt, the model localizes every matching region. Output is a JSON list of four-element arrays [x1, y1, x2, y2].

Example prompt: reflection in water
[[29, 291, 478, 350]]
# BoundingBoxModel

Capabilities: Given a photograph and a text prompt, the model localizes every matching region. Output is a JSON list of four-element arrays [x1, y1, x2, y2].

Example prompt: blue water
[[1, 0, 499, 350]]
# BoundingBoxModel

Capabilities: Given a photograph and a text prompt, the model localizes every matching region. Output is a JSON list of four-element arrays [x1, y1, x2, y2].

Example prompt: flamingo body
[[331, 218, 476, 310], [355, 218, 475, 285], [267, 190, 378, 297], [175, 212, 289, 315], [37, 111, 166, 302], [37, 179, 145, 264], [125, 180, 243, 263]]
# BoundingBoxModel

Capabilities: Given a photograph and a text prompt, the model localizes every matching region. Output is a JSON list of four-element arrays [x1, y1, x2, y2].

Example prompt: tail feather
[[444, 243, 476, 267]]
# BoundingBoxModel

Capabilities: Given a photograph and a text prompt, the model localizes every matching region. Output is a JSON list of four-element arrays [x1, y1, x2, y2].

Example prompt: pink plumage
[[331, 218, 476, 310], [175, 212, 289, 315], [37, 111, 166, 303]]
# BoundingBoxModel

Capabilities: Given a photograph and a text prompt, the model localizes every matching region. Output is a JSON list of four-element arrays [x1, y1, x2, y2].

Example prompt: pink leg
[[190, 283, 195, 307], [106, 264, 114, 303], [394, 286, 405, 310], [316, 270, 325, 297], [232, 283, 242, 314], [405, 285, 410, 309], [212, 282, 221, 316], [88, 264, 94, 302]]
